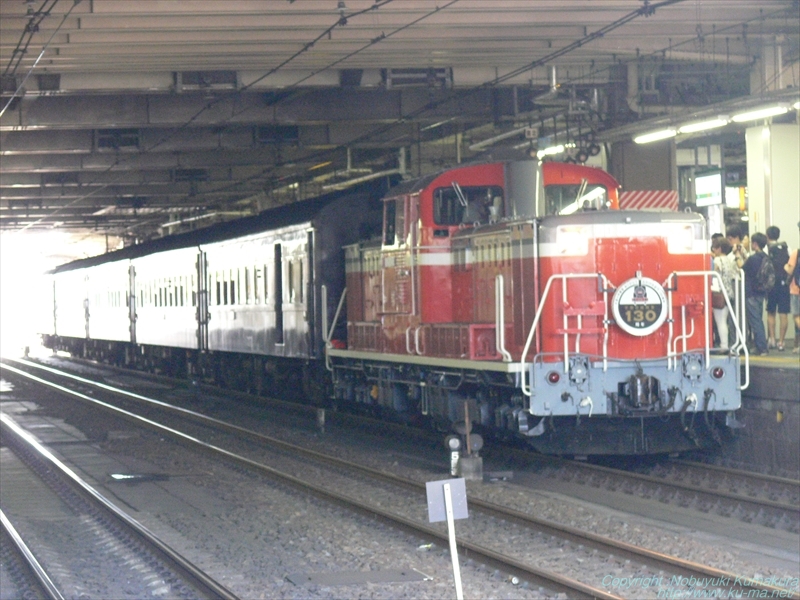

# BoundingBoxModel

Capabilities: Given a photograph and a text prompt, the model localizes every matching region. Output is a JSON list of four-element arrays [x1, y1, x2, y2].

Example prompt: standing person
[[711, 238, 737, 350], [727, 224, 749, 269], [785, 225, 800, 354], [742, 232, 773, 356], [765, 226, 791, 350]]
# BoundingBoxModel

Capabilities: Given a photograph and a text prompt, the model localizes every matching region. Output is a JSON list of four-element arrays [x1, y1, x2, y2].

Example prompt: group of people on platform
[[710, 223, 800, 356]]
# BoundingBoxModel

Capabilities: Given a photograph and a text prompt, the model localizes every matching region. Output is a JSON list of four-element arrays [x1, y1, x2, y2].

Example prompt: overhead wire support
[[2, 0, 59, 77], [0, 0, 82, 119], [125, 0, 699, 229], [199, 0, 690, 203], [11, 0, 398, 234]]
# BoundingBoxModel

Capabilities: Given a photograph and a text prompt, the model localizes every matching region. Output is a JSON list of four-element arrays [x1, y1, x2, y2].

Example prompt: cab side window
[[384, 200, 397, 245]]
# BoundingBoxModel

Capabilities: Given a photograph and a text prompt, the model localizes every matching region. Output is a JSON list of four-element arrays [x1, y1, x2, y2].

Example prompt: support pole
[[443, 483, 464, 600]]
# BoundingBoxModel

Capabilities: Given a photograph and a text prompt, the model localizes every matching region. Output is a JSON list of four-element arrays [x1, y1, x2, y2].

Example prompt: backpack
[[768, 241, 790, 284], [755, 252, 775, 294]]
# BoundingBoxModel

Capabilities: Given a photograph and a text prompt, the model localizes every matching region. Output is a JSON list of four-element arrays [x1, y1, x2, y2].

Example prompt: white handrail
[[520, 273, 604, 397], [664, 270, 748, 390], [495, 275, 512, 362]]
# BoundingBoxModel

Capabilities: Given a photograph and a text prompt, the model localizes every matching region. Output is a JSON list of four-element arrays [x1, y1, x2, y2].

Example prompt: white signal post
[[443, 482, 464, 600], [426, 478, 469, 600]]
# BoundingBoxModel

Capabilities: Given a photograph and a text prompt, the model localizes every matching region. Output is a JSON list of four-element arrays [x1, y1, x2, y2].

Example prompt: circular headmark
[[611, 276, 668, 336]]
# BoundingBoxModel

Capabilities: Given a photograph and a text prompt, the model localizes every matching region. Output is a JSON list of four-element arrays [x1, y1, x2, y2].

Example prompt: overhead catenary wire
[[7, 0, 794, 236], [2, 0, 59, 77], [11, 0, 400, 233], [131, 0, 695, 224], [0, 0, 81, 119]]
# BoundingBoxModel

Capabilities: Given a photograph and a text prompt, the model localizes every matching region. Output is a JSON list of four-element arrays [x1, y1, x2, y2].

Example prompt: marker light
[[634, 129, 677, 144], [445, 434, 462, 451], [731, 105, 789, 123], [711, 367, 725, 380], [547, 371, 561, 384]]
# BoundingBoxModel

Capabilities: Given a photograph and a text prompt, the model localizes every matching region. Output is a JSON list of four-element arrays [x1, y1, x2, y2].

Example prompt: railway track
[[10, 356, 800, 532], [0, 411, 238, 600], [505, 451, 800, 533], [1, 509, 63, 600], [665, 458, 800, 506], [3, 358, 797, 600]]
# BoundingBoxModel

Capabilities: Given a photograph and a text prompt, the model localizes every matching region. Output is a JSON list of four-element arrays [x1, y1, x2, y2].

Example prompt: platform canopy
[[1, 1, 798, 242]]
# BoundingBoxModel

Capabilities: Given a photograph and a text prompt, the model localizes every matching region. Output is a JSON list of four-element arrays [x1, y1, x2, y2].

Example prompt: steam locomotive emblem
[[631, 285, 649, 303], [611, 277, 668, 336]]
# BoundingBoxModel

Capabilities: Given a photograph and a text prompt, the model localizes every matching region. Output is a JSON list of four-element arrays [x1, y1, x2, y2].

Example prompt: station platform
[[714, 352, 800, 478]]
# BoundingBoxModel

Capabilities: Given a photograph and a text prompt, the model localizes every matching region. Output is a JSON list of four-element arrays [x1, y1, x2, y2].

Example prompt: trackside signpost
[[426, 478, 468, 600]]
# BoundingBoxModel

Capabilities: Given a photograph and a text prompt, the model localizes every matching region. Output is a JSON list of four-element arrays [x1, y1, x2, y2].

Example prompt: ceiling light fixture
[[731, 105, 789, 123], [633, 129, 677, 144], [536, 142, 575, 160], [678, 117, 729, 134]]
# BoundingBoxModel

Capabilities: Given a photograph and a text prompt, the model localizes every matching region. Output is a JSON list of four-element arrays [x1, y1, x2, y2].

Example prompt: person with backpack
[[742, 232, 774, 356], [785, 224, 800, 354], [765, 226, 791, 351]]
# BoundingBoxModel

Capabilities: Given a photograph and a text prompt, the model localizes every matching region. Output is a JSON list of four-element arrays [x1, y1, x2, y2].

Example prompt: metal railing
[[520, 270, 748, 398], [520, 273, 610, 397], [664, 270, 748, 390]]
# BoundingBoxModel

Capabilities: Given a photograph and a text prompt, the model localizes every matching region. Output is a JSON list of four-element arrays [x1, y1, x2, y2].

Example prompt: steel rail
[[5, 358, 798, 600], [0, 409, 240, 600], [2, 360, 616, 600], [669, 458, 800, 490], [0, 509, 64, 600], [533, 453, 799, 514]]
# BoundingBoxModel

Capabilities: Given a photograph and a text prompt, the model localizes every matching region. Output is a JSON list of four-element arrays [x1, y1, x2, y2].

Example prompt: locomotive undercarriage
[[330, 350, 743, 455], [42, 334, 742, 456]]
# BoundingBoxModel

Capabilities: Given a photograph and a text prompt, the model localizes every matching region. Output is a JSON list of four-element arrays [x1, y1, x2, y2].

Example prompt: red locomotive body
[[330, 160, 744, 455]]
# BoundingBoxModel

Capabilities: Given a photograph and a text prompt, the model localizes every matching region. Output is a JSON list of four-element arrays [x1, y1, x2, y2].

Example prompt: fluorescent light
[[731, 105, 789, 122], [536, 142, 576, 159], [793, 101, 800, 110], [679, 117, 729, 133], [634, 129, 677, 144], [536, 144, 565, 159]]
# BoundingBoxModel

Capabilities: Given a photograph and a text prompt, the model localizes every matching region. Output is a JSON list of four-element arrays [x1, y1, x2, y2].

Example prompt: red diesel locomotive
[[328, 160, 745, 455]]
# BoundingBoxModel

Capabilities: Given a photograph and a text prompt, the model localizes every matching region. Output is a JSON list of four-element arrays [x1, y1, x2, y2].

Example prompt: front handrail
[[663, 270, 748, 390], [495, 275, 512, 362], [520, 273, 609, 397]]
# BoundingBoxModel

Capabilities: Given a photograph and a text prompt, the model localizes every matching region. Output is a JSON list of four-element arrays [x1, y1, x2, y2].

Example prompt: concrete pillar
[[745, 123, 800, 248], [746, 122, 800, 343]]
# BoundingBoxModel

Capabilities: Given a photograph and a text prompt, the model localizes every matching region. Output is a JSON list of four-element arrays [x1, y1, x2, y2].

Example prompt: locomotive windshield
[[545, 183, 609, 215], [433, 185, 503, 225]]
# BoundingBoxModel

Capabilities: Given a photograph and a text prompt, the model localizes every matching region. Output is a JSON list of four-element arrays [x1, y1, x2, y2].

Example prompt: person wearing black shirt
[[742, 232, 770, 355]]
